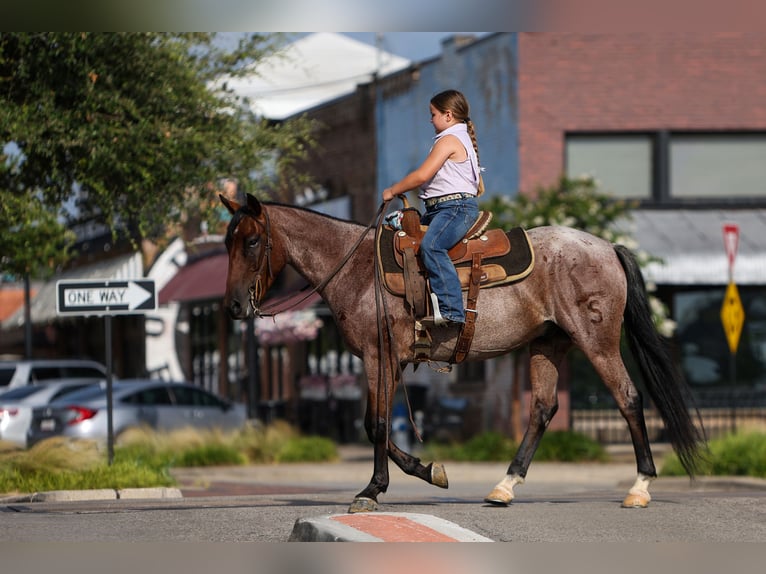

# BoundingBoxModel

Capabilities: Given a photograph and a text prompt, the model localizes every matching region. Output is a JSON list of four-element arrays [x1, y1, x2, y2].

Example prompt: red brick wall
[[293, 84, 378, 224], [518, 33, 766, 193]]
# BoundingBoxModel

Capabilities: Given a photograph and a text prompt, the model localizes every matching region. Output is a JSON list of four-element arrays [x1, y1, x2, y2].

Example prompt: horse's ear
[[245, 193, 262, 216], [219, 194, 240, 215]]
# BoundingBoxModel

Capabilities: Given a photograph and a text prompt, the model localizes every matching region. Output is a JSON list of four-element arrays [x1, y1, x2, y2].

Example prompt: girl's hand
[[383, 187, 396, 202]]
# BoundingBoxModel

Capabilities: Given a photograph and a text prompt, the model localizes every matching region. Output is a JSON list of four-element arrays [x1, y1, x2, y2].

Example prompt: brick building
[[281, 33, 766, 440]]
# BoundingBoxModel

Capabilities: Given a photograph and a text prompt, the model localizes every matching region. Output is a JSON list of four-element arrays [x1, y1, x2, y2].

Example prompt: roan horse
[[220, 193, 705, 513]]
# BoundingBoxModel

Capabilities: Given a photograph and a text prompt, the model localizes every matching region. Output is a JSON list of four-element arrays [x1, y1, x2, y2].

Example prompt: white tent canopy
[[223, 32, 410, 120]]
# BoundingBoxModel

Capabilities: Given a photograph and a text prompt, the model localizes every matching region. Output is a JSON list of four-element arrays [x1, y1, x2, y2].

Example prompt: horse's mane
[[259, 200, 369, 229]]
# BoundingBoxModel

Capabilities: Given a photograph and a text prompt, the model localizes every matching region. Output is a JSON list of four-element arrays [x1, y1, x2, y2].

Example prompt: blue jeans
[[420, 196, 479, 323]]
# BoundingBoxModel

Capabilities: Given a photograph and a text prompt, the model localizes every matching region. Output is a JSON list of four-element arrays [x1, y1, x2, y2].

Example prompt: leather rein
[[247, 202, 387, 319]]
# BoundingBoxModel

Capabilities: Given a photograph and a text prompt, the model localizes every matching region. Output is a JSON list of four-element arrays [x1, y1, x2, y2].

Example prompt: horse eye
[[247, 237, 260, 249]]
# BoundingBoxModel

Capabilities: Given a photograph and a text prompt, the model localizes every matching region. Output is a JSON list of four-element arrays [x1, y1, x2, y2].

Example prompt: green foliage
[[449, 431, 518, 461], [0, 191, 75, 278], [0, 422, 338, 494], [0, 437, 173, 493], [275, 436, 339, 463], [423, 430, 605, 463], [661, 431, 766, 478], [174, 444, 248, 467], [535, 430, 608, 462], [0, 32, 318, 278], [482, 174, 641, 255]]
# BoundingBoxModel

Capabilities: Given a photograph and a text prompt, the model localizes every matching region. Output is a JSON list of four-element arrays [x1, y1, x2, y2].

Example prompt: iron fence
[[572, 388, 766, 443]]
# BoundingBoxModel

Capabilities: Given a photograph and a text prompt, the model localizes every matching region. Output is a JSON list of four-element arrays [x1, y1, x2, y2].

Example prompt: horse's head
[[220, 193, 282, 319]]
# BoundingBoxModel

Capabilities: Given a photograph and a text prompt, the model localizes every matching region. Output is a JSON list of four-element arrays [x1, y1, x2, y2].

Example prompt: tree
[[0, 32, 317, 279]]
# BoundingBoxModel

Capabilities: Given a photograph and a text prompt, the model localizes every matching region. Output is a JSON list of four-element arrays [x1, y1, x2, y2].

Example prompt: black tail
[[614, 244, 705, 476]]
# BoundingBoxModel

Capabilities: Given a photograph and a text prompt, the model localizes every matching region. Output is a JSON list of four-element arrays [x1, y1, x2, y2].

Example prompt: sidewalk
[[3, 442, 765, 503], [169, 442, 766, 497]]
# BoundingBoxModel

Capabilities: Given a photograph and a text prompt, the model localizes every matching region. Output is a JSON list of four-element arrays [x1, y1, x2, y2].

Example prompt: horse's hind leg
[[587, 351, 657, 508], [485, 334, 570, 506]]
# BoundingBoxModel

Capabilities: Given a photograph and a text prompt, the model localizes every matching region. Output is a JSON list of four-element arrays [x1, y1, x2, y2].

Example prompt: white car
[[0, 359, 109, 391], [0, 379, 102, 447]]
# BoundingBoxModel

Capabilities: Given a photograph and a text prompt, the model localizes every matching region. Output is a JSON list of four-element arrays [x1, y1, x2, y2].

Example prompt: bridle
[[246, 206, 273, 316]]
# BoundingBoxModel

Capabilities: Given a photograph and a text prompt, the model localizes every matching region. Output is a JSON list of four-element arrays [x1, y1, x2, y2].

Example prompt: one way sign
[[56, 279, 157, 316]]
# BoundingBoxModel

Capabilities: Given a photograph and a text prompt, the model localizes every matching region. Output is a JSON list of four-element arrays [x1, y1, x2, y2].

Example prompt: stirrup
[[421, 294, 463, 328], [424, 293, 446, 326]]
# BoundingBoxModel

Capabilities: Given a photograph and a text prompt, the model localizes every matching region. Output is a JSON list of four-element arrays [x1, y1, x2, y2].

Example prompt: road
[[1, 446, 765, 543]]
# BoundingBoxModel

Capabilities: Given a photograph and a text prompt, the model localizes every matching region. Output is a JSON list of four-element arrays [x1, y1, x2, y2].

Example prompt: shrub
[[535, 430, 608, 462], [0, 421, 338, 495], [661, 431, 766, 478], [174, 444, 247, 467], [423, 430, 607, 462], [275, 436, 338, 463], [423, 431, 517, 462]]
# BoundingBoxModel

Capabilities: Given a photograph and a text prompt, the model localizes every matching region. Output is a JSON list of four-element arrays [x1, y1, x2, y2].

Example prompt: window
[[0, 367, 14, 387], [124, 387, 173, 406], [172, 386, 224, 408], [566, 132, 766, 204], [566, 134, 653, 199], [670, 134, 766, 199]]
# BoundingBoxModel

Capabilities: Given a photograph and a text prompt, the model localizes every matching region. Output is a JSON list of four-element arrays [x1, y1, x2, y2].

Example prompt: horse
[[220, 193, 705, 513]]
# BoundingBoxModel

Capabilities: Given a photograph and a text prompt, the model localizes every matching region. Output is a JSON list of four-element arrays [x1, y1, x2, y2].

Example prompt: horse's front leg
[[388, 439, 449, 489], [348, 413, 389, 513], [348, 364, 394, 513]]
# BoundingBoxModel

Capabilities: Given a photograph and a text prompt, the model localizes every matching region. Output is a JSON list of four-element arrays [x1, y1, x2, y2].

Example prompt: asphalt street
[[1, 444, 765, 543]]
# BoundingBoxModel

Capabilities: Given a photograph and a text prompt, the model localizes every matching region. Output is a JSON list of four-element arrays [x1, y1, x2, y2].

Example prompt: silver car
[[0, 379, 102, 448], [28, 380, 247, 446]]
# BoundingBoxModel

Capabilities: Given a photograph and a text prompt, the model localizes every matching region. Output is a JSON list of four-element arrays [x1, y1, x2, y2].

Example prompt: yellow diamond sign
[[720, 282, 745, 354]]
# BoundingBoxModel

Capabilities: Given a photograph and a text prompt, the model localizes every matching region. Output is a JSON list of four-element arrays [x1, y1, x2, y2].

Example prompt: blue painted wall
[[376, 33, 519, 201]]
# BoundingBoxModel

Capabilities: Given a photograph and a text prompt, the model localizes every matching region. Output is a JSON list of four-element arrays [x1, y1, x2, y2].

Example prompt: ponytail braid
[[466, 119, 485, 196]]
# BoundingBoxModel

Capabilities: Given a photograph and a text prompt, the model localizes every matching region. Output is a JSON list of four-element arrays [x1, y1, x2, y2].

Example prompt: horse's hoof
[[484, 485, 513, 506], [621, 492, 650, 508], [430, 463, 449, 489], [348, 497, 378, 513]]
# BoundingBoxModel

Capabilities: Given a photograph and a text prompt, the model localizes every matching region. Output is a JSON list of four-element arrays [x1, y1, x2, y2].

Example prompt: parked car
[[0, 379, 104, 448], [28, 380, 247, 446], [0, 359, 109, 390]]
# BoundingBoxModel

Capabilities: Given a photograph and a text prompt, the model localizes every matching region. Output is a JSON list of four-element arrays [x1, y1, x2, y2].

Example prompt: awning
[[1, 251, 143, 329], [618, 208, 766, 286], [158, 252, 228, 305]]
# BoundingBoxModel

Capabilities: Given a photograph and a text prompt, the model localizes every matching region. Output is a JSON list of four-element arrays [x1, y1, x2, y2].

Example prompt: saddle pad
[[376, 225, 535, 297]]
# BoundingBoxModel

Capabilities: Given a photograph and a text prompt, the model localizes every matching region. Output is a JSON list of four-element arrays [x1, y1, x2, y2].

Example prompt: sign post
[[56, 278, 157, 464], [719, 224, 744, 385]]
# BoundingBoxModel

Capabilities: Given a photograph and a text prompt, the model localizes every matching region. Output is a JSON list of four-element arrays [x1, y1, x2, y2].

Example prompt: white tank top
[[419, 123, 480, 200]]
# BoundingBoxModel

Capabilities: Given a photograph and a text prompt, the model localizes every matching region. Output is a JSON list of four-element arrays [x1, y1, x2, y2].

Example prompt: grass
[[660, 431, 766, 478], [0, 421, 338, 496]]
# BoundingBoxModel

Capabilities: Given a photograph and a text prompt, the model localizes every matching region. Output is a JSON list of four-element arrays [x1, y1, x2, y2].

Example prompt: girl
[[383, 89, 483, 327]]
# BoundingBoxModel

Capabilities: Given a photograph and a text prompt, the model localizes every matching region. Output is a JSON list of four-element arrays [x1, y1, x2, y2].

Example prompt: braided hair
[[430, 89, 485, 196]]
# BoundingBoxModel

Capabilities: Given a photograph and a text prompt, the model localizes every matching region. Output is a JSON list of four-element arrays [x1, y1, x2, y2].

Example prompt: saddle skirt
[[375, 215, 535, 299]]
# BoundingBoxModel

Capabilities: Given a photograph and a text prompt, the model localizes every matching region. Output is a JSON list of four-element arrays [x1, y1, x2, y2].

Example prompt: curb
[[0, 487, 183, 503], [288, 512, 493, 542]]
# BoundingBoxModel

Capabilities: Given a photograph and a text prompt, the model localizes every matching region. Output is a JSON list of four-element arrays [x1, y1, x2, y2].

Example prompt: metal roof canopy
[[619, 208, 766, 285]]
